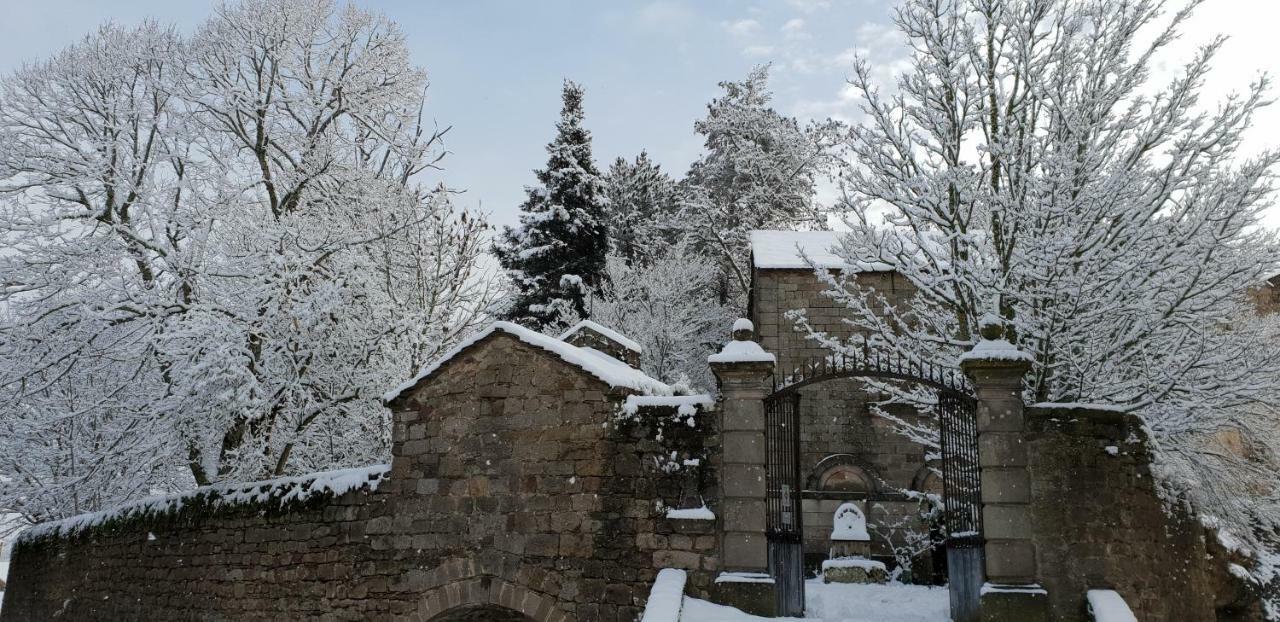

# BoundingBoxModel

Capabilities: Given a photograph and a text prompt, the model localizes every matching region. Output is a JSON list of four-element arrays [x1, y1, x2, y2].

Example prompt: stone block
[[721, 498, 766, 533], [721, 532, 768, 571], [722, 465, 767, 498], [978, 432, 1028, 468], [711, 580, 777, 617], [721, 430, 766, 465], [984, 539, 1037, 583], [980, 585, 1051, 622], [983, 505, 1032, 540], [980, 468, 1030, 504]]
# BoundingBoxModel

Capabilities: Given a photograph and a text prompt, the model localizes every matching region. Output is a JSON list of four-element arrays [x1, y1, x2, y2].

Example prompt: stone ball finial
[[731, 318, 755, 341], [978, 312, 1004, 341]]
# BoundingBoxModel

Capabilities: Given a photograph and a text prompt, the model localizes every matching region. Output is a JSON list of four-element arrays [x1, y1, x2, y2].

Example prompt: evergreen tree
[[680, 65, 841, 300], [604, 151, 678, 265], [495, 80, 610, 330]]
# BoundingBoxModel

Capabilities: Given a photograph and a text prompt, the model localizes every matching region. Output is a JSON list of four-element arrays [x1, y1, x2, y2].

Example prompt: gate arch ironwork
[[762, 353, 983, 622]]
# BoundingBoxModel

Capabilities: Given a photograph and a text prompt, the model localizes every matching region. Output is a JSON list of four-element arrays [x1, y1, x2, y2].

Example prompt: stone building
[[748, 230, 943, 580], [1, 321, 723, 621]]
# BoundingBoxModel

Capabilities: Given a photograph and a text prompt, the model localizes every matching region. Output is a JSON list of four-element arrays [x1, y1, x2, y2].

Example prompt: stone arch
[[413, 575, 569, 622], [909, 463, 944, 496], [806, 454, 879, 495]]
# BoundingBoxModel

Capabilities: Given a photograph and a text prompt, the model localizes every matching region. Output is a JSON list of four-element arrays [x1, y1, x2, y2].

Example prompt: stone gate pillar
[[959, 318, 1049, 621], [708, 319, 776, 615]]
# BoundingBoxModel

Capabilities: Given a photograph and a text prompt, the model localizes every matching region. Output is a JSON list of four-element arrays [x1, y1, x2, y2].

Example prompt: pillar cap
[[709, 319, 776, 365], [958, 315, 1032, 374]]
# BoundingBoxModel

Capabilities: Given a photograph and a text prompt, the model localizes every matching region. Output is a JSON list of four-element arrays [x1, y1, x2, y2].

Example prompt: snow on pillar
[[959, 315, 1050, 621], [708, 319, 777, 614]]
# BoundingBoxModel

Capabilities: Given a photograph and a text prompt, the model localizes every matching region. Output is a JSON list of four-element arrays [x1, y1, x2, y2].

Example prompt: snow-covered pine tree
[[604, 151, 679, 265], [495, 80, 610, 329], [795, 0, 1280, 595], [680, 65, 842, 301]]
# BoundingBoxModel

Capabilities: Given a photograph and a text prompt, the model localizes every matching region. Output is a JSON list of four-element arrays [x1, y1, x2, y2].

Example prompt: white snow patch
[[1105, 446, 1120, 456], [708, 339, 776, 364], [641, 568, 687, 622], [732, 318, 754, 333], [980, 582, 1048, 595], [956, 338, 1034, 364], [680, 580, 949, 621], [385, 321, 672, 402], [821, 557, 885, 572], [830, 502, 870, 541], [1086, 589, 1137, 622], [750, 230, 893, 272], [665, 504, 716, 521], [623, 394, 715, 415], [20, 464, 390, 544], [1031, 402, 1129, 413], [560, 319, 643, 353], [715, 571, 775, 584]]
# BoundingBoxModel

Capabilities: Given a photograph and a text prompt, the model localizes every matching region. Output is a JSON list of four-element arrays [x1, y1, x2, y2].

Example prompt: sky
[[1, 0, 1278, 230]]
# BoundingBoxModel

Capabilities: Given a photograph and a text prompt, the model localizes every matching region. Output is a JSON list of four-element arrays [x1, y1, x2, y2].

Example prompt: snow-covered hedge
[[19, 464, 390, 546]]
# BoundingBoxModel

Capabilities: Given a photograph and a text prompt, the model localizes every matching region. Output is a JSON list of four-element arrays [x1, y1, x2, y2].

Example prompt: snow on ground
[[681, 580, 950, 622]]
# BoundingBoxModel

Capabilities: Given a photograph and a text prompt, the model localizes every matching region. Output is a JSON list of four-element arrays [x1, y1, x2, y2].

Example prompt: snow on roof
[[20, 464, 390, 544], [384, 321, 672, 403], [750, 230, 893, 272], [559, 319, 643, 353]]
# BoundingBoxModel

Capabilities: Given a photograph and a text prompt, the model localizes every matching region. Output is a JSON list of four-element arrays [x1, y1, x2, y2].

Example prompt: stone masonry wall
[[1025, 405, 1216, 622], [2, 333, 716, 622]]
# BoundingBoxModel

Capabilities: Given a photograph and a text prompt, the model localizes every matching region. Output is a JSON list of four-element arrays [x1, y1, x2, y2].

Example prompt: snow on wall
[[750, 230, 894, 272], [384, 321, 673, 402], [640, 568, 687, 622], [1086, 589, 1138, 622], [19, 464, 390, 544]]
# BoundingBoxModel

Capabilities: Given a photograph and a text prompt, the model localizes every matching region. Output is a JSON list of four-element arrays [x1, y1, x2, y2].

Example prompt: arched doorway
[[428, 605, 535, 622], [763, 356, 982, 621]]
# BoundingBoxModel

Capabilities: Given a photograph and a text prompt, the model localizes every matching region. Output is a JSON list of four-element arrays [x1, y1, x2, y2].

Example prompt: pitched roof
[[560, 320, 643, 353], [383, 321, 671, 403], [749, 230, 893, 272]]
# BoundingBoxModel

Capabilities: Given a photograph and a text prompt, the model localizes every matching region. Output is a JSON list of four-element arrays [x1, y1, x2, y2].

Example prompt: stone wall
[[2, 333, 717, 621], [1025, 405, 1217, 621]]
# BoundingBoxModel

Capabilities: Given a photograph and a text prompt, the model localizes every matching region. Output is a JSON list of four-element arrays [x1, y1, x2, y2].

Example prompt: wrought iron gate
[[939, 391, 983, 622], [762, 355, 984, 621], [764, 391, 805, 616]]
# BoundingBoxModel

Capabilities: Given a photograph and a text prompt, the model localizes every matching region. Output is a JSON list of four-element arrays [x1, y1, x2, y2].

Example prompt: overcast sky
[[1, 0, 1277, 230]]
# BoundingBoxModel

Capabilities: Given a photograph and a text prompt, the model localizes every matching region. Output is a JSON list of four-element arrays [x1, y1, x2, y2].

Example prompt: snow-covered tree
[[0, 1, 498, 523], [796, 0, 1280, 593], [681, 65, 842, 300], [559, 247, 734, 390], [495, 80, 610, 329], [604, 151, 679, 265]]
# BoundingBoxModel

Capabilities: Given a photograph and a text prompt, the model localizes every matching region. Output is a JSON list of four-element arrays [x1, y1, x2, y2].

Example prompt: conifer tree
[[604, 151, 678, 265], [495, 80, 610, 330]]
